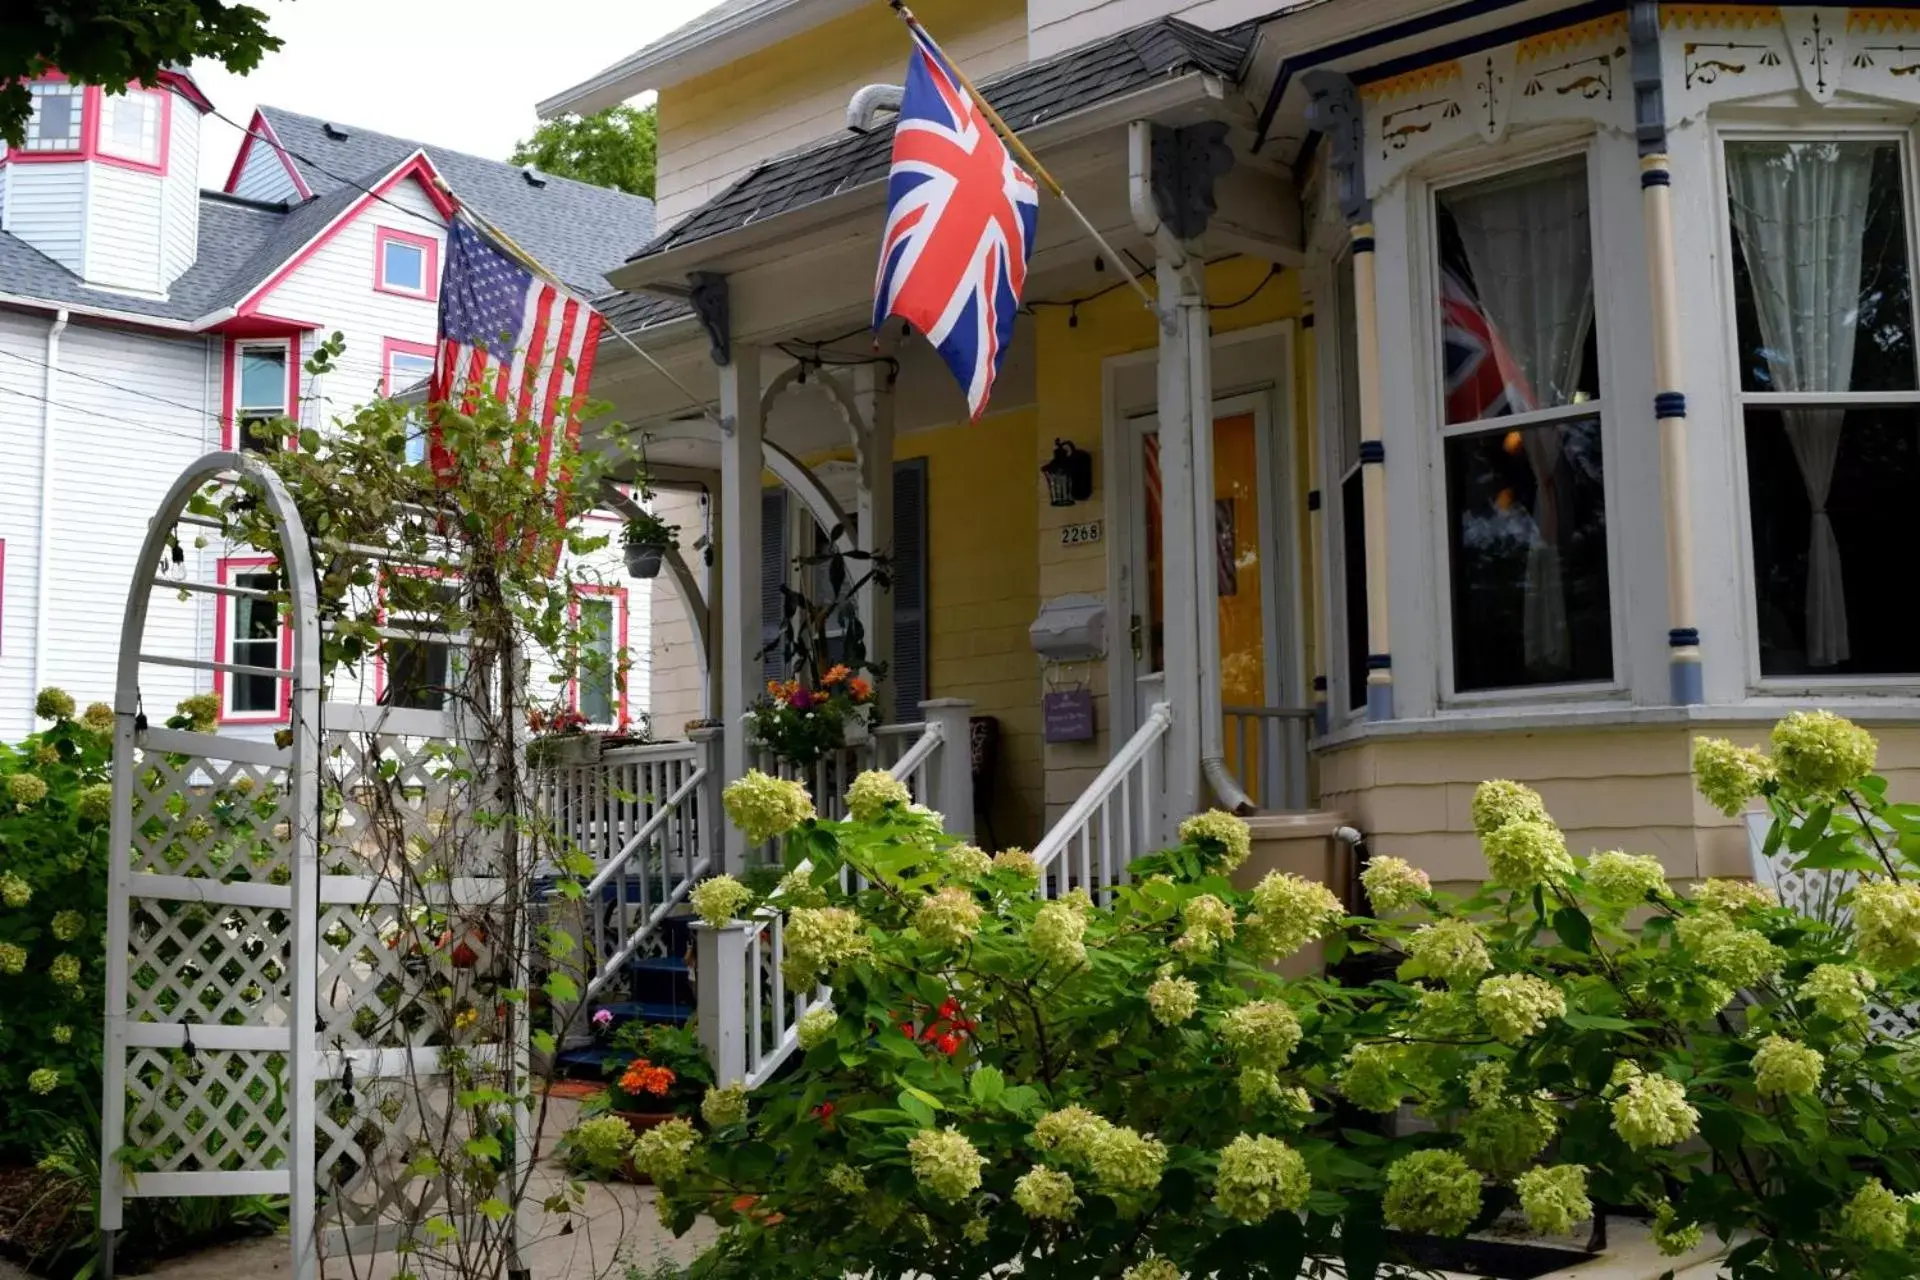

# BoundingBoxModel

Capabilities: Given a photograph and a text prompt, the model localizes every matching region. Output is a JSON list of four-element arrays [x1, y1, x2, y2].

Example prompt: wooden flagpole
[[888, 1, 1158, 314]]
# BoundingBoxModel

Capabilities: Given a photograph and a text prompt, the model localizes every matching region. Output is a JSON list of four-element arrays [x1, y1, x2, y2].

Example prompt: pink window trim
[[6, 79, 172, 175], [374, 227, 441, 301], [222, 334, 303, 452], [214, 556, 293, 725], [382, 337, 438, 395], [567, 583, 631, 728]]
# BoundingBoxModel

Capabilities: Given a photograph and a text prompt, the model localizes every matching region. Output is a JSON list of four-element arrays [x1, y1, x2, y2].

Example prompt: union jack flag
[[873, 23, 1039, 421], [1441, 267, 1534, 425]]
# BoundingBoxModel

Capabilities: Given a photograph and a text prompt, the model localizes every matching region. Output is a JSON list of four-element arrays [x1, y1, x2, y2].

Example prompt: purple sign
[[1043, 689, 1096, 743]]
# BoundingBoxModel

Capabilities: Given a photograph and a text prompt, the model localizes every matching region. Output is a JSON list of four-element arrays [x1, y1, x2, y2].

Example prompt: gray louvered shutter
[[761, 487, 789, 683], [891, 458, 929, 721]]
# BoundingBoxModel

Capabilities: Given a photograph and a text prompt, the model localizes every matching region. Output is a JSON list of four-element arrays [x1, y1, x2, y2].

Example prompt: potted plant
[[751, 539, 890, 768], [623, 511, 679, 579], [601, 1020, 713, 1140]]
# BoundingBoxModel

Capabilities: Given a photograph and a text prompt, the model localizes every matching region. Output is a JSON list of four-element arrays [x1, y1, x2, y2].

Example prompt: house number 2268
[[1059, 521, 1103, 547]]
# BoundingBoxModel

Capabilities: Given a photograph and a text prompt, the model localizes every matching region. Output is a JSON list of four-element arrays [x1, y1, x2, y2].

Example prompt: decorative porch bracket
[[1630, 0, 1704, 704]]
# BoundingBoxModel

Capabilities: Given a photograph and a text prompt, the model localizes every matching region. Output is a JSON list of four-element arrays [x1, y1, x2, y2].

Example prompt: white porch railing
[[749, 698, 975, 831], [1032, 701, 1173, 902], [534, 730, 719, 1008], [1223, 705, 1316, 812], [697, 707, 968, 1089]]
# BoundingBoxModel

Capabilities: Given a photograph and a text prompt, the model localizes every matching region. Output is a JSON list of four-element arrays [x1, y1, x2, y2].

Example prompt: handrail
[[583, 765, 707, 898], [886, 720, 944, 786], [1034, 701, 1172, 874]]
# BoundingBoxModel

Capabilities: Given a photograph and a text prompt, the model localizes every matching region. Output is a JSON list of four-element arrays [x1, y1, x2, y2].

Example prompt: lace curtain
[[1445, 161, 1595, 676], [1728, 141, 1875, 668]]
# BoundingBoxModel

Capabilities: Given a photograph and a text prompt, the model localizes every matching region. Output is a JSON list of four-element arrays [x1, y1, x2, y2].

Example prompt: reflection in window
[[98, 90, 162, 165], [1728, 140, 1920, 674], [1435, 156, 1612, 691], [237, 345, 289, 453], [228, 570, 281, 716], [387, 580, 463, 711], [577, 596, 616, 725]]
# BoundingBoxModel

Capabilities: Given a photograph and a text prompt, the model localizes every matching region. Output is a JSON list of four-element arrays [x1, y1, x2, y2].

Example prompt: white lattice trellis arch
[[102, 451, 527, 1280]]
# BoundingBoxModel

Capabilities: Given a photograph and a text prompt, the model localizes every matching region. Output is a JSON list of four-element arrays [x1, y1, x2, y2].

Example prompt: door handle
[[1129, 614, 1144, 662]]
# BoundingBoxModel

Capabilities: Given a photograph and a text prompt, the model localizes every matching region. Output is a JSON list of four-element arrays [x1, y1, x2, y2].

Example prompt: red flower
[[813, 1101, 835, 1121], [938, 999, 958, 1020], [619, 1058, 676, 1097], [900, 1021, 916, 1038], [937, 1032, 961, 1056], [922, 1024, 942, 1043]]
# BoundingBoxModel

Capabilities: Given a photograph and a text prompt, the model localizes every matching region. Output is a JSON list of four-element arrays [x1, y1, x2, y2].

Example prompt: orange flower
[[618, 1057, 676, 1097], [767, 680, 783, 697], [848, 678, 872, 703], [822, 664, 851, 686]]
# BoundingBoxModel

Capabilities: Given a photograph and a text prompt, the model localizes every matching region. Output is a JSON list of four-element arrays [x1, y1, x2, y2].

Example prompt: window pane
[[389, 352, 433, 394], [1745, 405, 1920, 675], [383, 240, 426, 292], [99, 92, 160, 164], [1341, 470, 1368, 712], [1728, 141, 1916, 394], [231, 571, 280, 713], [1436, 157, 1598, 425], [25, 84, 83, 151], [578, 598, 616, 723], [389, 641, 449, 711], [240, 348, 288, 411], [1446, 416, 1613, 691]]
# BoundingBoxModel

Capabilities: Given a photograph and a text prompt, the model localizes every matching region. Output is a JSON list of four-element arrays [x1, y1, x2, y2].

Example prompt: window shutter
[[760, 487, 789, 683], [891, 458, 929, 721]]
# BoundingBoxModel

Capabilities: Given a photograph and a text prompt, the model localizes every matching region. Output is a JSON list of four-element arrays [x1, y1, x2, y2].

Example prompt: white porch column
[[858, 365, 896, 720], [719, 344, 763, 872], [1155, 256, 1203, 842]]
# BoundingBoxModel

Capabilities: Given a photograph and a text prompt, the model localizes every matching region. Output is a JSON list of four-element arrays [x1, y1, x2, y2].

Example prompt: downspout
[[1127, 123, 1255, 817], [33, 308, 69, 727]]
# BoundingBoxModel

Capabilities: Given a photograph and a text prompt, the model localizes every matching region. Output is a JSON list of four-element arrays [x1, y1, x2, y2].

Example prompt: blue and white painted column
[[1631, 1, 1702, 704]]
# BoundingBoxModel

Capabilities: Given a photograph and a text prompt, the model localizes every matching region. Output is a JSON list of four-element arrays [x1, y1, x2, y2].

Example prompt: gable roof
[[0, 108, 656, 330], [258, 108, 658, 296], [630, 17, 1250, 263]]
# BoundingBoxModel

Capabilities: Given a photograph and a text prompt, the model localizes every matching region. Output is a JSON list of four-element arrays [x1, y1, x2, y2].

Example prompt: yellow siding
[[896, 410, 1045, 848], [1320, 723, 1920, 889], [654, 0, 1027, 225], [1032, 257, 1310, 822]]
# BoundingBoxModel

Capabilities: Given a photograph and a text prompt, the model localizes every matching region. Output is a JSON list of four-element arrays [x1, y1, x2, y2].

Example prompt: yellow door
[[1141, 414, 1269, 796]]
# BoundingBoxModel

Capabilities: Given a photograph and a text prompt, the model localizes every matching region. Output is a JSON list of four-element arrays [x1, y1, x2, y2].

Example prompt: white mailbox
[[1029, 594, 1107, 662]]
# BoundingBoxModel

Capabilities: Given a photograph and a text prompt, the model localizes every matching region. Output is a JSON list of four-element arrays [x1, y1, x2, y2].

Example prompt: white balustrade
[[1032, 701, 1172, 903]]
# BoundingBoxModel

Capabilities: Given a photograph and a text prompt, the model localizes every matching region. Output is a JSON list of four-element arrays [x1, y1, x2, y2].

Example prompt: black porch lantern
[[1041, 439, 1094, 507]]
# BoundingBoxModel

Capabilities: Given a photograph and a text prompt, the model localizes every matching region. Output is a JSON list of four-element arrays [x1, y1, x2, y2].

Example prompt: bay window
[[1726, 137, 1920, 678], [97, 89, 164, 168], [22, 83, 83, 153], [1434, 155, 1614, 693]]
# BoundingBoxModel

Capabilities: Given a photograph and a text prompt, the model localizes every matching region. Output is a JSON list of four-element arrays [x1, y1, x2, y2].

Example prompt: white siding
[[654, 13, 1027, 226], [4, 163, 86, 275], [84, 163, 165, 294], [1027, 0, 1273, 59], [231, 136, 300, 204], [252, 176, 447, 410], [160, 97, 200, 286], [40, 326, 217, 720], [0, 312, 51, 737], [644, 490, 709, 733]]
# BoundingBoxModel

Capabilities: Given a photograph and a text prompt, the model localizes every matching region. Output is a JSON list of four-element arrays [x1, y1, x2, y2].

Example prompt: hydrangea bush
[[649, 715, 1920, 1279], [0, 689, 115, 1151]]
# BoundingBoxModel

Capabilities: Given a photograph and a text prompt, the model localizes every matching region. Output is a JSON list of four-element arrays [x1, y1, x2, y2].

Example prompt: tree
[[1, 0, 280, 147], [510, 104, 657, 198]]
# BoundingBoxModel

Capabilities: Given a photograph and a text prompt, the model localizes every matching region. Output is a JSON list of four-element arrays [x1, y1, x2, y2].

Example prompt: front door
[[1130, 406, 1282, 797]]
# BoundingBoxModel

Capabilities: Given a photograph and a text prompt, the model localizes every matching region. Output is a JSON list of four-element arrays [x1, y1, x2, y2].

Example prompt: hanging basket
[[624, 543, 667, 579]]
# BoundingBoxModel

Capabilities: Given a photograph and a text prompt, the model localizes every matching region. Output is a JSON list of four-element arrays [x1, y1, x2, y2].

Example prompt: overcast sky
[[193, 0, 721, 189]]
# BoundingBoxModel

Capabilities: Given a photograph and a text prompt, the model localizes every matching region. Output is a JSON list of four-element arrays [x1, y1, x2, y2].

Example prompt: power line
[[0, 346, 222, 422], [0, 383, 216, 448]]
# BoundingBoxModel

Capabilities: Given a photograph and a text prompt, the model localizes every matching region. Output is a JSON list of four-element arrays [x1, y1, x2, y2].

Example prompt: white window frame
[[22, 82, 84, 153], [234, 339, 293, 452], [1713, 119, 1920, 694], [218, 562, 288, 724], [570, 587, 629, 729], [96, 88, 163, 166], [1319, 252, 1369, 726], [1409, 132, 1630, 707], [382, 574, 466, 712]]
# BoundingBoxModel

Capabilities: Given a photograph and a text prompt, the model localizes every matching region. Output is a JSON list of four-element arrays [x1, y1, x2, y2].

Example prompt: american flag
[[873, 21, 1038, 421], [432, 215, 604, 488]]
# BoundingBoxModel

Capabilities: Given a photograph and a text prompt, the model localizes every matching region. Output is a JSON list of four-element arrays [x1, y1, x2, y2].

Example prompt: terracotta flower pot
[[615, 1109, 678, 1184]]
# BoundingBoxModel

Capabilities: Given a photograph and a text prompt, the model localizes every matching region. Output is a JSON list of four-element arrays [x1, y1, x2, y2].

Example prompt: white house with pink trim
[[0, 70, 659, 739]]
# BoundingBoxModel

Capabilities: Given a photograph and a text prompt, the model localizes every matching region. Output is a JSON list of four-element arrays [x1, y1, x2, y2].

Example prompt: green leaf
[[544, 973, 579, 1004], [901, 1084, 943, 1112], [896, 1092, 936, 1128], [477, 1198, 511, 1223], [997, 1085, 1042, 1118], [531, 1031, 557, 1056], [846, 1108, 914, 1125], [1553, 906, 1593, 954], [968, 1066, 1006, 1105], [464, 1135, 502, 1161], [1561, 1013, 1635, 1032]]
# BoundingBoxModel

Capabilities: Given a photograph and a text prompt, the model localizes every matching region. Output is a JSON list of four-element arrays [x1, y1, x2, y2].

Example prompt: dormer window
[[97, 89, 165, 168], [22, 83, 84, 153], [375, 227, 440, 300]]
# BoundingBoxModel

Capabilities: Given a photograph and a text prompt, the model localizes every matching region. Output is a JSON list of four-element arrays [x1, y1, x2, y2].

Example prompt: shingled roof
[[632, 17, 1252, 262], [0, 108, 655, 325]]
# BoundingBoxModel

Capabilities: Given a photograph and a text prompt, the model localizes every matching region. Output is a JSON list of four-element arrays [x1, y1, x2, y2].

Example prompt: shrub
[[649, 714, 1920, 1279], [0, 691, 113, 1152]]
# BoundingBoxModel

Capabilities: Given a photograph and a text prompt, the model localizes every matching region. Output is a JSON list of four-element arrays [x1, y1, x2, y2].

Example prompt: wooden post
[[1155, 255, 1203, 845], [858, 365, 897, 721], [694, 920, 751, 1086], [1641, 154, 1701, 704], [1350, 223, 1393, 722], [920, 698, 975, 838], [719, 347, 763, 872]]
